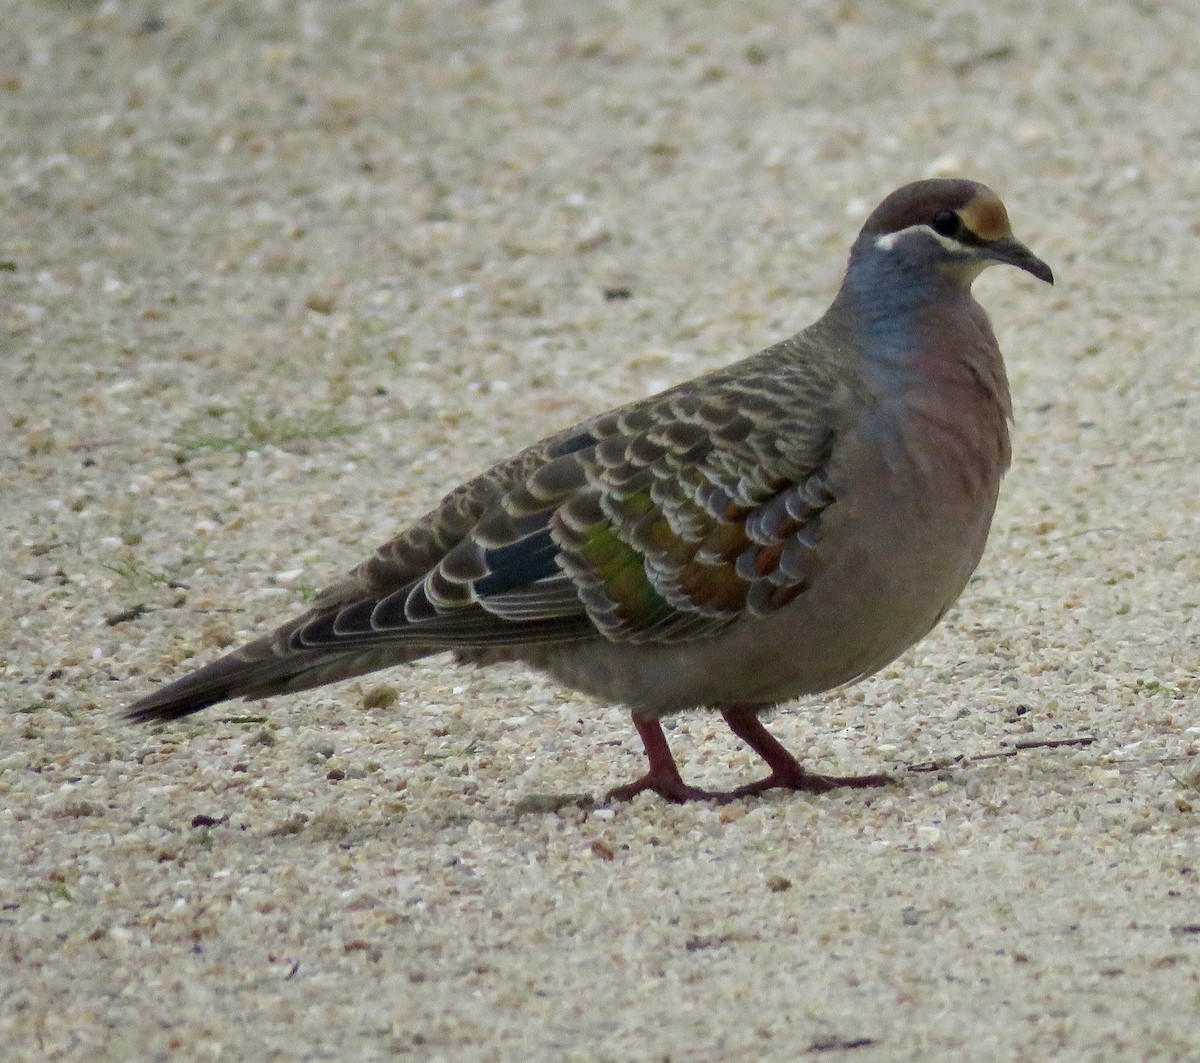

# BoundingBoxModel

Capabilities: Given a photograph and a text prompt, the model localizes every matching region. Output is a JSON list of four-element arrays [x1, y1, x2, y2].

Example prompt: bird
[[124, 178, 1053, 803]]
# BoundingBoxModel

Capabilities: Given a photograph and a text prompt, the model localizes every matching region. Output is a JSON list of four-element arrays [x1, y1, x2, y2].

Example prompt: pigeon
[[125, 178, 1053, 803]]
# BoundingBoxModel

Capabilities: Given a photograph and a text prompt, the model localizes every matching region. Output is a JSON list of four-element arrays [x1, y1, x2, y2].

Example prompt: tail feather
[[123, 641, 429, 723]]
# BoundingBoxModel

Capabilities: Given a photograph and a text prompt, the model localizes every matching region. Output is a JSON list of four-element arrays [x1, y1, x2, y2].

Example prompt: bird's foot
[[606, 716, 722, 803], [724, 767, 893, 800], [608, 713, 891, 804], [606, 767, 892, 804], [604, 772, 719, 805]]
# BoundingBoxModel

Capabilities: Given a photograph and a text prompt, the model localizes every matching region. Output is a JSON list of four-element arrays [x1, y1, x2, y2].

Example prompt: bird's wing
[[287, 338, 851, 653], [123, 338, 855, 720]]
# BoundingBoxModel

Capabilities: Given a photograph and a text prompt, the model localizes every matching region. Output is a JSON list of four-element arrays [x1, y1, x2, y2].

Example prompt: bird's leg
[[605, 717, 718, 804], [720, 705, 892, 797]]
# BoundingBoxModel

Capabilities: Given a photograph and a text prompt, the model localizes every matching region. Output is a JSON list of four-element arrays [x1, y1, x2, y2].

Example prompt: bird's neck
[[833, 255, 1009, 402], [829, 254, 1014, 486]]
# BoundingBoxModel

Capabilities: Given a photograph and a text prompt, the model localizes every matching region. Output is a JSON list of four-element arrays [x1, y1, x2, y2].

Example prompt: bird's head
[[854, 179, 1054, 289]]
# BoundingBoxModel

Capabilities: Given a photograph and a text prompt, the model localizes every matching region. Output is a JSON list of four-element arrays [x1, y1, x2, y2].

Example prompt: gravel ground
[[4, 2, 1200, 1061]]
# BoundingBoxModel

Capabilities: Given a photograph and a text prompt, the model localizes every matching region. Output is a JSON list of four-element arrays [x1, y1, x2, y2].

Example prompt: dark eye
[[931, 210, 961, 237]]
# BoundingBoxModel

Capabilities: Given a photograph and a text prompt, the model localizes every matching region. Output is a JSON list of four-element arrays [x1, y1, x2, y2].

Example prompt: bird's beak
[[986, 236, 1054, 285]]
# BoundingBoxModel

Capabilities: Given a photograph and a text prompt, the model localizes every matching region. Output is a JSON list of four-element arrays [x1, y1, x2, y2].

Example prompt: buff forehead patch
[[958, 193, 1012, 241]]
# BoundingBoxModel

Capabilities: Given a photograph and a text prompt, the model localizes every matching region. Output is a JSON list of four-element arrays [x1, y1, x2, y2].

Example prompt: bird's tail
[[123, 637, 426, 723]]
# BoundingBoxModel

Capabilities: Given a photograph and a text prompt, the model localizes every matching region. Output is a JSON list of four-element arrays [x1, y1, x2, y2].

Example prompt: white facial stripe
[[874, 224, 971, 254]]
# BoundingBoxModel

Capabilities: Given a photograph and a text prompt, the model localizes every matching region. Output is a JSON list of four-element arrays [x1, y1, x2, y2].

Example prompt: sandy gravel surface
[[4, 1, 1200, 1060]]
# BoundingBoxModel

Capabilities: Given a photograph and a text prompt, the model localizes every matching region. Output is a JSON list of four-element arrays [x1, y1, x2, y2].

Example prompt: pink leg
[[605, 717, 718, 804], [721, 705, 892, 797]]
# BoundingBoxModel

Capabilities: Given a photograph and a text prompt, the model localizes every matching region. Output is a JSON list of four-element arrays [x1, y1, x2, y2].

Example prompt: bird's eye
[[930, 210, 961, 237]]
